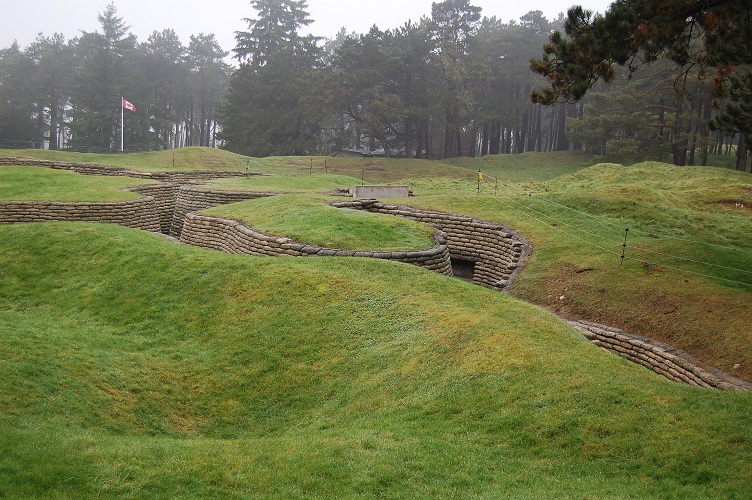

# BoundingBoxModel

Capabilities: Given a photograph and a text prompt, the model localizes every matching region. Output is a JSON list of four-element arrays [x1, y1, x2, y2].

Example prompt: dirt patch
[[713, 199, 751, 210], [512, 260, 752, 382]]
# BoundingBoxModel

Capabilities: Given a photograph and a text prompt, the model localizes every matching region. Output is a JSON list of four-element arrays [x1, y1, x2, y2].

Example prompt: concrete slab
[[352, 185, 410, 199]]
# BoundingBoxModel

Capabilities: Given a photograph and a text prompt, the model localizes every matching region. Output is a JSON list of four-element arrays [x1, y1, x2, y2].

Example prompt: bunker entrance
[[451, 257, 476, 281]]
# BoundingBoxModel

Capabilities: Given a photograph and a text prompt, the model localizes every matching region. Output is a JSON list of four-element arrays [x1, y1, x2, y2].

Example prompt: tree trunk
[[404, 118, 413, 159], [554, 104, 569, 151], [736, 134, 748, 172], [671, 98, 687, 166], [443, 125, 452, 159], [490, 120, 501, 155], [481, 122, 490, 156], [36, 103, 46, 149], [700, 85, 712, 166], [48, 101, 59, 150]]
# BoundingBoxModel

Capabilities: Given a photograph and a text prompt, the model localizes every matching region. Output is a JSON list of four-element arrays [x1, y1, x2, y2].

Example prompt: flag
[[122, 98, 136, 112], [478, 171, 483, 181]]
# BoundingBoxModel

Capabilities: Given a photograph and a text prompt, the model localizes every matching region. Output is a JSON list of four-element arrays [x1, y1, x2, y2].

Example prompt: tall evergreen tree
[[430, 0, 482, 158], [233, 0, 314, 66], [219, 0, 323, 156], [24, 34, 75, 150], [0, 43, 37, 147], [187, 34, 230, 147], [69, 2, 137, 151], [530, 0, 752, 169], [142, 29, 189, 149]]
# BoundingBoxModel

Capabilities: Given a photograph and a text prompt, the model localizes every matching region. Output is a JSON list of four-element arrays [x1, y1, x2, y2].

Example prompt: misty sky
[[4, 0, 612, 56]]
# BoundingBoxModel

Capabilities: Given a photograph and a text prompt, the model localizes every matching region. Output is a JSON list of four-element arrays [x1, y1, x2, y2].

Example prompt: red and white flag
[[122, 98, 136, 112]]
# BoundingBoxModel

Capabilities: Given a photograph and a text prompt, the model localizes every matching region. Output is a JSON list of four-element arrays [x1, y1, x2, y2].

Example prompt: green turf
[[0, 166, 155, 201], [205, 194, 438, 251], [405, 160, 752, 380], [0, 223, 750, 498], [1, 148, 751, 497], [203, 173, 364, 193]]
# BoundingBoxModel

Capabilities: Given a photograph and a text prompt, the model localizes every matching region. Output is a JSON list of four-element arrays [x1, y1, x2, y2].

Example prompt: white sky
[[3, 0, 613, 58]]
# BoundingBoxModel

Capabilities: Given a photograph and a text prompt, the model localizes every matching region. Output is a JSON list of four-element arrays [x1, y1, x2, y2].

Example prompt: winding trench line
[[1, 156, 749, 391]]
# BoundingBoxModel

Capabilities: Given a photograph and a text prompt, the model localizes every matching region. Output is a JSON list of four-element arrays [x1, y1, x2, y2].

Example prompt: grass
[[443, 150, 601, 182], [5, 147, 475, 179], [203, 173, 364, 194], [405, 160, 752, 379], [1, 147, 752, 496], [0, 166, 155, 201], [5, 146, 251, 173], [0, 223, 751, 498], [5, 147, 598, 181], [205, 194, 438, 251]]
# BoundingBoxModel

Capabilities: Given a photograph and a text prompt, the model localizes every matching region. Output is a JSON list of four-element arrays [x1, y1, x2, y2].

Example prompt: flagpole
[[120, 96, 124, 153]]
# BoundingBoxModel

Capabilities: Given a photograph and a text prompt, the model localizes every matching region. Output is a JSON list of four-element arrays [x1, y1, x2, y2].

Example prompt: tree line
[[531, 0, 752, 171], [0, 0, 749, 170], [220, 0, 574, 159], [0, 3, 230, 152]]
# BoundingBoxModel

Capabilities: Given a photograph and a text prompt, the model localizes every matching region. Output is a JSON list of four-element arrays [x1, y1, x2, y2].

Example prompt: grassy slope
[[0, 166, 155, 201], [204, 173, 364, 193], [2, 148, 752, 496], [5, 147, 472, 178], [205, 194, 437, 252], [4, 147, 251, 173], [1, 223, 750, 498], [444, 150, 601, 182], [404, 161, 752, 380]]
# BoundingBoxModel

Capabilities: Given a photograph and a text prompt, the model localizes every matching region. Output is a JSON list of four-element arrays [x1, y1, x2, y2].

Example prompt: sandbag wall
[[179, 212, 453, 274], [331, 200, 531, 291], [170, 186, 275, 237], [128, 184, 178, 234], [0, 197, 161, 232], [571, 321, 752, 390]]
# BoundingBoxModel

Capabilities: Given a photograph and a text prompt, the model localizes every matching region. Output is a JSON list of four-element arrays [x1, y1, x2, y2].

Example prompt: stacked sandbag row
[[331, 199, 531, 291], [170, 186, 274, 237], [0, 197, 160, 232], [179, 212, 452, 275], [571, 321, 752, 390], [128, 184, 178, 234]]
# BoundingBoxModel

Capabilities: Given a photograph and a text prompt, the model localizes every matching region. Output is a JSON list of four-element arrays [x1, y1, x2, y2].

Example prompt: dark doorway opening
[[451, 257, 476, 281]]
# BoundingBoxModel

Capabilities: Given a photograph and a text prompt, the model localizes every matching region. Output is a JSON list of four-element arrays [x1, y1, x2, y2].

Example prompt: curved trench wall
[[129, 184, 178, 234], [0, 197, 160, 231], [331, 199, 531, 291], [571, 321, 752, 390], [179, 212, 453, 274], [171, 186, 275, 237]]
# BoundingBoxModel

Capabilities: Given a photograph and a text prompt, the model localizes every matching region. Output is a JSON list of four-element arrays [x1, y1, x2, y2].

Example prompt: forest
[[0, 0, 749, 170]]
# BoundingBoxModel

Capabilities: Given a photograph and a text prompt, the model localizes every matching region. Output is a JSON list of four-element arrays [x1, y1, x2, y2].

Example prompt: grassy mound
[[405, 161, 752, 379], [205, 194, 437, 251], [1, 223, 750, 497], [2, 148, 751, 496], [4, 146, 250, 173], [444, 150, 600, 182], [0, 166, 155, 201], [203, 173, 363, 193], [4, 147, 601, 181]]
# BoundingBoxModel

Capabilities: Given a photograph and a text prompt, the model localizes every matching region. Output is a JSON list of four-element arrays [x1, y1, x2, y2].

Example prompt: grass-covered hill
[[1, 148, 751, 497]]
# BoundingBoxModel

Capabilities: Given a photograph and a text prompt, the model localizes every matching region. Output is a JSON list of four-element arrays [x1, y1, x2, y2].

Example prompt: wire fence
[[479, 176, 752, 289]]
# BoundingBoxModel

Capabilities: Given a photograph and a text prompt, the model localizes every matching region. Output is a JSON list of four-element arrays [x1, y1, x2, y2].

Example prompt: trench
[[1, 156, 749, 390]]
